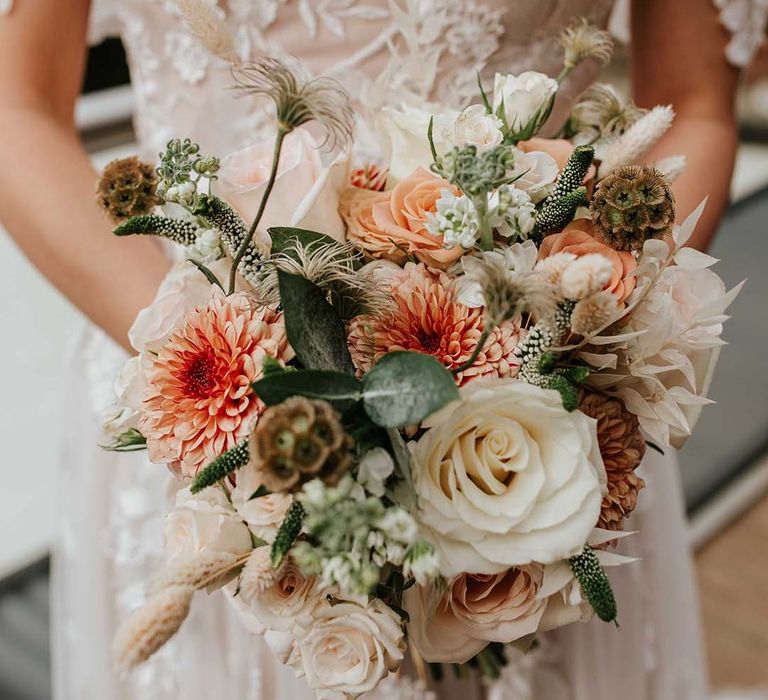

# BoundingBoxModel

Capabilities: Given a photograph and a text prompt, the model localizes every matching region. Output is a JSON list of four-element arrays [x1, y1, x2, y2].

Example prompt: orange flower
[[539, 219, 637, 304], [348, 263, 521, 386], [140, 291, 292, 478], [340, 168, 464, 269], [518, 137, 596, 185]]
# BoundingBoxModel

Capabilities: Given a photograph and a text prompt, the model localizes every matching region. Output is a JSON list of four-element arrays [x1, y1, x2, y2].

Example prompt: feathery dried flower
[[560, 19, 613, 70], [248, 397, 352, 493], [559, 253, 614, 300], [153, 551, 241, 593], [570, 290, 618, 336], [535, 252, 577, 286], [591, 164, 676, 252], [654, 154, 687, 183], [113, 585, 194, 674], [176, 0, 238, 63], [97, 156, 160, 223], [260, 240, 392, 320], [599, 106, 674, 175], [239, 547, 284, 602], [570, 83, 647, 143], [232, 59, 354, 150]]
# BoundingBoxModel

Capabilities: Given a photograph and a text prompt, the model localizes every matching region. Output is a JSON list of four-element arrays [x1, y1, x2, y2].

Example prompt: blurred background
[[1, 35, 768, 700]]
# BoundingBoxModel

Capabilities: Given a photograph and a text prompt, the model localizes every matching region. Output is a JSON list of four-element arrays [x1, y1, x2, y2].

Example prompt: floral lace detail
[[714, 0, 768, 66]]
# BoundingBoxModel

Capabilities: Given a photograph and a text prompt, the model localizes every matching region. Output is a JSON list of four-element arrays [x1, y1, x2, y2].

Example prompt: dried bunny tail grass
[[239, 547, 284, 602], [151, 551, 244, 593], [559, 253, 613, 300], [654, 154, 687, 183], [598, 106, 674, 176], [176, 0, 238, 63], [113, 586, 194, 675], [535, 252, 577, 286], [560, 18, 613, 70], [570, 290, 618, 336], [260, 240, 393, 319]]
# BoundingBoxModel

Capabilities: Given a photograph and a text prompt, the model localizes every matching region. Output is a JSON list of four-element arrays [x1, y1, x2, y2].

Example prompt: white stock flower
[[411, 380, 605, 576], [164, 487, 253, 562], [356, 447, 395, 497], [448, 104, 504, 153], [295, 597, 405, 699], [488, 186, 536, 239], [188, 228, 222, 264], [425, 190, 479, 249], [492, 72, 558, 135]]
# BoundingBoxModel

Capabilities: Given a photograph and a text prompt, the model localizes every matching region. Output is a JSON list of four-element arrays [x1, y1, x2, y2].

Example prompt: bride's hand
[[631, 0, 741, 252], [0, 0, 169, 351]]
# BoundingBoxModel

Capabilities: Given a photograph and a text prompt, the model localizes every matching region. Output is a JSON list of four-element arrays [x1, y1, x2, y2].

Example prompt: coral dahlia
[[348, 263, 521, 386], [140, 290, 292, 478]]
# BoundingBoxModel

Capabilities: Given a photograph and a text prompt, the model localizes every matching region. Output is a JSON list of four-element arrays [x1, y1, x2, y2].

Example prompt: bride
[[0, 1, 764, 699]]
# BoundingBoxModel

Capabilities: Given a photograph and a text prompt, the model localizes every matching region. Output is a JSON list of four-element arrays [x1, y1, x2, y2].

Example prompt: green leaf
[[187, 258, 224, 290], [362, 352, 460, 428], [268, 227, 341, 256], [252, 369, 362, 412], [100, 428, 147, 452], [278, 270, 356, 374]]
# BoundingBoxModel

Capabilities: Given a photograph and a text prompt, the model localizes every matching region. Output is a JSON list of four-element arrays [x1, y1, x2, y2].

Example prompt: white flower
[[492, 72, 558, 135], [559, 253, 614, 300], [403, 542, 440, 586], [488, 186, 536, 239], [377, 508, 418, 545], [231, 462, 292, 543], [295, 597, 405, 699], [356, 447, 395, 497], [215, 127, 349, 247], [188, 228, 222, 264], [448, 104, 503, 153], [379, 105, 456, 183], [411, 380, 606, 576], [164, 487, 252, 562], [509, 148, 559, 203], [102, 355, 147, 435], [425, 190, 479, 249]]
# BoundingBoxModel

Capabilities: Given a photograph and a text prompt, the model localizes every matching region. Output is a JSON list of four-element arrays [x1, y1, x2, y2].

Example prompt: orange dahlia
[[140, 290, 292, 478], [348, 263, 522, 386]]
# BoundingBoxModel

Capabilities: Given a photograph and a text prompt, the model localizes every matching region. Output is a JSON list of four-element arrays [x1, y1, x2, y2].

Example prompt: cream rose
[[448, 104, 504, 153], [295, 597, 405, 699], [231, 461, 292, 543], [164, 486, 253, 561], [411, 380, 606, 576], [492, 71, 558, 134], [509, 148, 559, 203], [214, 127, 348, 247]]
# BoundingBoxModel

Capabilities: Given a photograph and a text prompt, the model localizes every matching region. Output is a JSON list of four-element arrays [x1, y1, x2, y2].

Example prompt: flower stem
[[228, 127, 289, 294], [475, 195, 494, 251], [451, 327, 491, 375]]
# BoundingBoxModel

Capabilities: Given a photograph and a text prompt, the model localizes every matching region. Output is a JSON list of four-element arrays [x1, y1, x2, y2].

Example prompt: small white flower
[[425, 190, 479, 249], [377, 508, 418, 545], [488, 186, 536, 240], [356, 448, 395, 498], [492, 71, 558, 136], [189, 228, 223, 264], [403, 542, 440, 586], [448, 104, 504, 153]]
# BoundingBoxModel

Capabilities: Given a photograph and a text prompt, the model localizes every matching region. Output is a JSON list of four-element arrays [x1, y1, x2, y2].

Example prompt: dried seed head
[[570, 83, 647, 142], [560, 19, 613, 70], [97, 156, 160, 223]]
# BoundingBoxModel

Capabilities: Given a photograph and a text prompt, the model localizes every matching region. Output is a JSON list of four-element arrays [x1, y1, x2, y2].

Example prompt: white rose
[[448, 104, 503, 153], [380, 105, 456, 183], [295, 597, 405, 699], [128, 258, 231, 353], [164, 486, 253, 561], [231, 462, 292, 543], [509, 148, 559, 203], [102, 355, 149, 435], [215, 127, 349, 247], [492, 72, 558, 134], [411, 380, 605, 576]]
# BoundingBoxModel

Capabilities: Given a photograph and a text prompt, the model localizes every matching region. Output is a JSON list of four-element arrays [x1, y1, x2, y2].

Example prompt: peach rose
[[539, 220, 637, 304], [341, 168, 464, 269]]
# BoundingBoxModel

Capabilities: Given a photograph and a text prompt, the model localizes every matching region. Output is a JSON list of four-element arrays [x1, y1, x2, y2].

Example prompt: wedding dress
[[3, 0, 764, 698]]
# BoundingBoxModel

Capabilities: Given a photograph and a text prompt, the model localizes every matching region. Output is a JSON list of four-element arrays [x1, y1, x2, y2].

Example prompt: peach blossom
[[340, 168, 464, 269], [539, 219, 637, 303]]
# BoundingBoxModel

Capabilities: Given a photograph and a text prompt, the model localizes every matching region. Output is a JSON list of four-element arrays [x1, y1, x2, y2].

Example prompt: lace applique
[[714, 0, 768, 67]]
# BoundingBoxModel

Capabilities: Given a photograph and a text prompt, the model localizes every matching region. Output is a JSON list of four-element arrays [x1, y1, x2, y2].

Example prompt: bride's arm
[[630, 0, 741, 252], [0, 0, 168, 350]]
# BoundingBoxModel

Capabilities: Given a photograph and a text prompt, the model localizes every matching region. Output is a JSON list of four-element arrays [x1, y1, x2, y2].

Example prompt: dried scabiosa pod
[[590, 164, 675, 252], [97, 156, 160, 223], [248, 397, 353, 493]]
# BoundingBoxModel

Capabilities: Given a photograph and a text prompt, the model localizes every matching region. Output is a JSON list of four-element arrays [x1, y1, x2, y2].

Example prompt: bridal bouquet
[[103, 20, 738, 699]]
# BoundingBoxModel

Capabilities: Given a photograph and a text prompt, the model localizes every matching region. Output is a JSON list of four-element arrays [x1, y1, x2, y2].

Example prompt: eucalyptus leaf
[[278, 270, 355, 374], [252, 369, 362, 412], [362, 352, 459, 428]]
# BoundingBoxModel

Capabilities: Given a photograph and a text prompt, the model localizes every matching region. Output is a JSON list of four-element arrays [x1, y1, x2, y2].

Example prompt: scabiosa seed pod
[[590, 165, 675, 252], [97, 156, 160, 223], [248, 397, 352, 493]]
